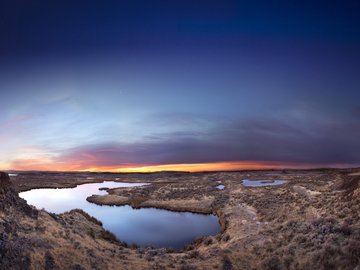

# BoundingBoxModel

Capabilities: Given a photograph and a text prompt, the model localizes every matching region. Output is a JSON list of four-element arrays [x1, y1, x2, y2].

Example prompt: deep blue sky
[[0, 0, 359, 171]]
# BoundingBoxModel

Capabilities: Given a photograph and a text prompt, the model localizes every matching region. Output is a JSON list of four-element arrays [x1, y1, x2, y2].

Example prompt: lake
[[19, 181, 220, 249]]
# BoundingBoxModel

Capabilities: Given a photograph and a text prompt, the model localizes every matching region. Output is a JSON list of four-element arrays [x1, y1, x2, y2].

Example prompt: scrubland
[[1, 169, 359, 269]]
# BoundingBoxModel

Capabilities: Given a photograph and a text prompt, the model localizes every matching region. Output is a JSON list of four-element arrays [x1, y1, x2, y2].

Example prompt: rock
[[0, 172, 38, 218], [0, 172, 12, 192]]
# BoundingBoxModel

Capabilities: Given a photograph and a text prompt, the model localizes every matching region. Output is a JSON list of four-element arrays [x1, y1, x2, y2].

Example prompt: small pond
[[242, 179, 288, 187], [216, 185, 225, 190], [264, 173, 324, 177], [19, 181, 220, 249]]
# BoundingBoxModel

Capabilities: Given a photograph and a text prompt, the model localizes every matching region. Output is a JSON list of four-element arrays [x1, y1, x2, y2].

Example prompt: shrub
[[100, 230, 118, 243], [187, 250, 200, 259], [345, 240, 360, 262], [204, 237, 213, 245], [222, 255, 233, 270], [44, 252, 56, 270], [261, 256, 284, 270], [72, 265, 85, 270], [87, 228, 95, 239], [179, 265, 197, 270], [338, 223, 352, 235], [222, 234, 230, 242], [71, 209, 102, 226]]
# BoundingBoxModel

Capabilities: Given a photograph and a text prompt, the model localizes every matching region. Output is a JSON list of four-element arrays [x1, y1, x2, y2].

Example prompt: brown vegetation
[[1, 169, 359, 269]]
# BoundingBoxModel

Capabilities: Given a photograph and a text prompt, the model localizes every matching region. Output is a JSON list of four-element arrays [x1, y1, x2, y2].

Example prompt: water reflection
[[19, 181, 220, 249], [20, 181, 148, 213], [242, 179, 288, 187]]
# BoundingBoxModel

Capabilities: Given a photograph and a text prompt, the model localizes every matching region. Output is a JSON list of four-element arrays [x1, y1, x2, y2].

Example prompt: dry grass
[[2, 170, 359, 269]]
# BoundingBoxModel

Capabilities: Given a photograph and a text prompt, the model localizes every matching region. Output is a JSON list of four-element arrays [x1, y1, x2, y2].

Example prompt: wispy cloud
[[6, 109, 358, 171]]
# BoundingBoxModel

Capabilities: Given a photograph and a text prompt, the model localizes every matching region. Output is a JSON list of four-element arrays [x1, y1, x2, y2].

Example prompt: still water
[[242, 179, 288, 187], [216, 184, 225, 190], [19, 181, 220, 249]]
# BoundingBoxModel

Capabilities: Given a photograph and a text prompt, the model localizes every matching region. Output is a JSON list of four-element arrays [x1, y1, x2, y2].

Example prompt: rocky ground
[[1, 169, 360, 270]]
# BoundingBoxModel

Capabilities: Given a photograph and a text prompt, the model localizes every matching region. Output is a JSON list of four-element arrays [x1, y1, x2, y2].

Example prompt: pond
[[19, 181, 220, 249], [264, 173, 324, 177], [216, 184, 225, 190], [242, 179, 288, 187]]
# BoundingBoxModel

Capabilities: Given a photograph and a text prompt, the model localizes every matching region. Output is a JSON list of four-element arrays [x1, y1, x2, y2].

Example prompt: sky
[[0, 0, 360, 172]]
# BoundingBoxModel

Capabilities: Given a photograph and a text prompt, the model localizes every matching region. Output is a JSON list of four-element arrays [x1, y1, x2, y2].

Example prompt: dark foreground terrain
[[1, 169, 359, 270]]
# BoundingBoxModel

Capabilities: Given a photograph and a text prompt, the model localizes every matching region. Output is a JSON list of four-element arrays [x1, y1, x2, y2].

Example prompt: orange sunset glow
[[81, 161, 285, 173], [2, 160, 284, 172], [2, 160, 337, 173]]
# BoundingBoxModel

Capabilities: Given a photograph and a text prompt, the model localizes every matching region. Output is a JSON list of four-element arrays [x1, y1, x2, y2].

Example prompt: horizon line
[[2, 166, 359, 174]]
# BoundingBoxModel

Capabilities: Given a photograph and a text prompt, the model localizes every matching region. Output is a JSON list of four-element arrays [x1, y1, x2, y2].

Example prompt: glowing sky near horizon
[[1, 1, 360, 172]]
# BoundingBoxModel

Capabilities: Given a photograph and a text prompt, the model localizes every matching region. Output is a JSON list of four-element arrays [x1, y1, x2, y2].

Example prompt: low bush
[[99, 230, 118, 243], [222, 255, 233, 270]]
